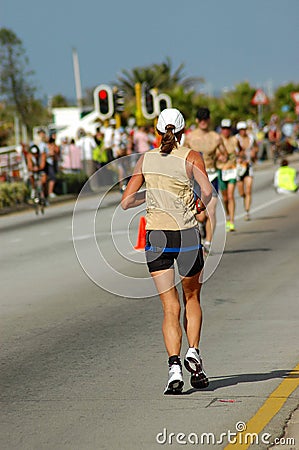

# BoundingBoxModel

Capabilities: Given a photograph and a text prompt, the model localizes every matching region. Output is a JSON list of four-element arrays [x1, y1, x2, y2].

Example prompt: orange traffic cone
[[134, 216, 146, 250]]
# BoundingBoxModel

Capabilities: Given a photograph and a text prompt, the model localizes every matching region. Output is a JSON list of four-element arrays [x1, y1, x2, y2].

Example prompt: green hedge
[[0, 182, 29, 209], [55, 171, 89, 195]]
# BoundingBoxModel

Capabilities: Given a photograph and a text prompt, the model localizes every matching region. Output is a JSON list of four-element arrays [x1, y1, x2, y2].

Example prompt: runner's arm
[[250, 140, 259, 162], [121, 156, 146, 210], [215, 135, 228, 162], [187, 151, 212, 208]]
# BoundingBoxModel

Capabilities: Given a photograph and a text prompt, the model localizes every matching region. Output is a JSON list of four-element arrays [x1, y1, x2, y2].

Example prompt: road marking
[[218, 192, 294, 226], [235, 195, 291, 221], [71, 230, 128, 241], [9, 238, 22, 243], [224, 361, 299, 449]]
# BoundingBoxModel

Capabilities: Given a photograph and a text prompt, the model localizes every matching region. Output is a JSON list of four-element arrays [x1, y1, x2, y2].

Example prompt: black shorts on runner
[[145, 227, 204, 277]]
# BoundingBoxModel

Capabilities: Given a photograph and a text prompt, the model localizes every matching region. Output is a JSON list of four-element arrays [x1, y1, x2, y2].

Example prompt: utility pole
[[72, 48, 83, 111], [14, 115, 20, 147]]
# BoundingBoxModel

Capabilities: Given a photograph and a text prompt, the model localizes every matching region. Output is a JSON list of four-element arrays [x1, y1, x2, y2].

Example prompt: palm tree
[[115, 57, 204, 96]]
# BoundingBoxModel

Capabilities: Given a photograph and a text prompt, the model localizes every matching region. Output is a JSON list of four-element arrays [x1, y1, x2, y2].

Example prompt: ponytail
[[160, 124, 178, 154]]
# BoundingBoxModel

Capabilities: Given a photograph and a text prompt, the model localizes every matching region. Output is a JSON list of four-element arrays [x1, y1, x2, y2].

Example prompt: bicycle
[[31, 172, 46, 215]]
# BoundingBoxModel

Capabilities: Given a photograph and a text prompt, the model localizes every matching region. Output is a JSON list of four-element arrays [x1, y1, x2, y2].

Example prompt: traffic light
[[158, 99, 167, 112], [113, 88, 125, 113], [145, 89, 154, 115], [94, 84, 114, 120], [141, 83, 156, 120], [155, 93, 172, 115]]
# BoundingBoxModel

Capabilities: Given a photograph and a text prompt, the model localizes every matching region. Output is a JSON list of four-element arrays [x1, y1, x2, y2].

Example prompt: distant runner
[[185, 107, 228, 253], [235, 121, 259, 221], [217, 119, 238, 231]]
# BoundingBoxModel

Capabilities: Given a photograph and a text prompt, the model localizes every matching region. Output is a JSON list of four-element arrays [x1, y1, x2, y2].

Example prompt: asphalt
[[1, 157, 299, 449]]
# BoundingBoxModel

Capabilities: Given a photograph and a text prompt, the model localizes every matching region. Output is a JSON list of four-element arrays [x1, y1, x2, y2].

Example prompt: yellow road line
[[224, 362, 299, 449]]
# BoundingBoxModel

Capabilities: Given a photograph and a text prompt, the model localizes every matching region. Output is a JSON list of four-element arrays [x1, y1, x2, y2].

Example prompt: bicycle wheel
[[40, 197, 45, 215]]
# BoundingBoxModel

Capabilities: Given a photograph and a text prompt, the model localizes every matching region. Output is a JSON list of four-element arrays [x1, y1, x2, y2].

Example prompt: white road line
[[72, 230, 128, 241], [235, 194, 290, 221], [218, 193, 294, 226]]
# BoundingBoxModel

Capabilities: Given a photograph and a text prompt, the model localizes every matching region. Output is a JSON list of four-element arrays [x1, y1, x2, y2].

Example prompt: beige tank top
[[142, 146, 198, 230]]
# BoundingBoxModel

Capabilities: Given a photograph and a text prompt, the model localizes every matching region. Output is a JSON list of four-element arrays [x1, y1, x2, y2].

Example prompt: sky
[[2, 0, 299, 102]]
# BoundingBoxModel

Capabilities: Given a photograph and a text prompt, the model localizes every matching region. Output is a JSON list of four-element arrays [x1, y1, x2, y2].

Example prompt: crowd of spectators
[[1, 114, 299, 195]]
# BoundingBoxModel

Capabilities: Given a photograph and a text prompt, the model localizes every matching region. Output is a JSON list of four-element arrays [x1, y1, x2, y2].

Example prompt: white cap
[[156, 108, 185, 134], [221, 119, 231, 128], [237, 121, 247, 130]]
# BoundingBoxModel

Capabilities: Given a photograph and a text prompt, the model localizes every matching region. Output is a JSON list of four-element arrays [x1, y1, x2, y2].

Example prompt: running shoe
[[203, 241, 212, 256], [226, 220, 231, 231], [164, 362, 184, 395], [184, 347, 209, 389], [244, 212, 250, 221], [229, 222, 236, 232]]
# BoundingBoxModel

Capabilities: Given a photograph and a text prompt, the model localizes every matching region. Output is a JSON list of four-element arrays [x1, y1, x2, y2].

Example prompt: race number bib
[[207, 168, 218, 182], [222, 168, 237, 181]]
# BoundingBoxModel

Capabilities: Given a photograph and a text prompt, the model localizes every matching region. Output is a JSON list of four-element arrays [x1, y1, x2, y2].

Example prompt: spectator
[[133, 126, 151, 154], [47, 137, 59, 198], [61, 138, 82, 173], [68, 139, 82, 172], [77, 129, 97, 177], [274, 159, 298, 194], [103, 119, 117, 163]]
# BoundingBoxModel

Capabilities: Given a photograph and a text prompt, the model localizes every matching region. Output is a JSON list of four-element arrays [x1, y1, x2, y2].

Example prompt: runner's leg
[[244, 176, 253, 214], [150, 269, 182, 357], [227, 181, 236, 225], [181, 272, 203, 348], [221, 188, 229, 218]]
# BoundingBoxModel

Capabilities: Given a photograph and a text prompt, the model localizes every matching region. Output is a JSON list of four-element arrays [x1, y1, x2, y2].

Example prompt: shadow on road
[[233, 230, 277, 235], [182, 369, 299, 395], [224, 248, 272, 254], [254, 215, 287, 221]]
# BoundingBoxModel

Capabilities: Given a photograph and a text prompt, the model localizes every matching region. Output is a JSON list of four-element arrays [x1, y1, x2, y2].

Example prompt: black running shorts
[[145, 227, 204, 277]]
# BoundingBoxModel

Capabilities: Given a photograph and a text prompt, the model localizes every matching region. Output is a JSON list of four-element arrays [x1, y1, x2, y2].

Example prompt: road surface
[[1, 164, 299, 449]]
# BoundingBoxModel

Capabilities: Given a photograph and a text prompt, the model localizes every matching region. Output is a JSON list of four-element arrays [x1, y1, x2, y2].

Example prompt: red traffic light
[[99, 90, 108, 100], [94, 84, 114, 119]]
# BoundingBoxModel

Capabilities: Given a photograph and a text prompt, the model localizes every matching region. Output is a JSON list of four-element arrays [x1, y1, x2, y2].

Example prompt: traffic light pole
[[115, 113, 121, 129], [135, 83, 145, 127]]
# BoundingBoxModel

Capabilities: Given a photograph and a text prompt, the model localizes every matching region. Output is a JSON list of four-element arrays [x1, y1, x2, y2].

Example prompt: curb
[[0, 194, 77, 216]]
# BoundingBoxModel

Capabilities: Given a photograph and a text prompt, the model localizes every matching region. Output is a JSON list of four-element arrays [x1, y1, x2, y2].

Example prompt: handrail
[[0, 145, 17, 154], [0, 146, 26, 182]]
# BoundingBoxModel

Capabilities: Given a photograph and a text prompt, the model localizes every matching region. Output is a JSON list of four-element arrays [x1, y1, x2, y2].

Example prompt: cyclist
[[122, 108, 212, 395], [26, 144, 47, 201]]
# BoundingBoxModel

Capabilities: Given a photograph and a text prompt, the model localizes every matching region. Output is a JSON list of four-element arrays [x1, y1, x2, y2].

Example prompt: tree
[[272, 82, 299, 119], [51, 94, 69, 108], [221, 82, 257, 124], [116, 58, 203, 97], [0, 28, 49, 132]]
